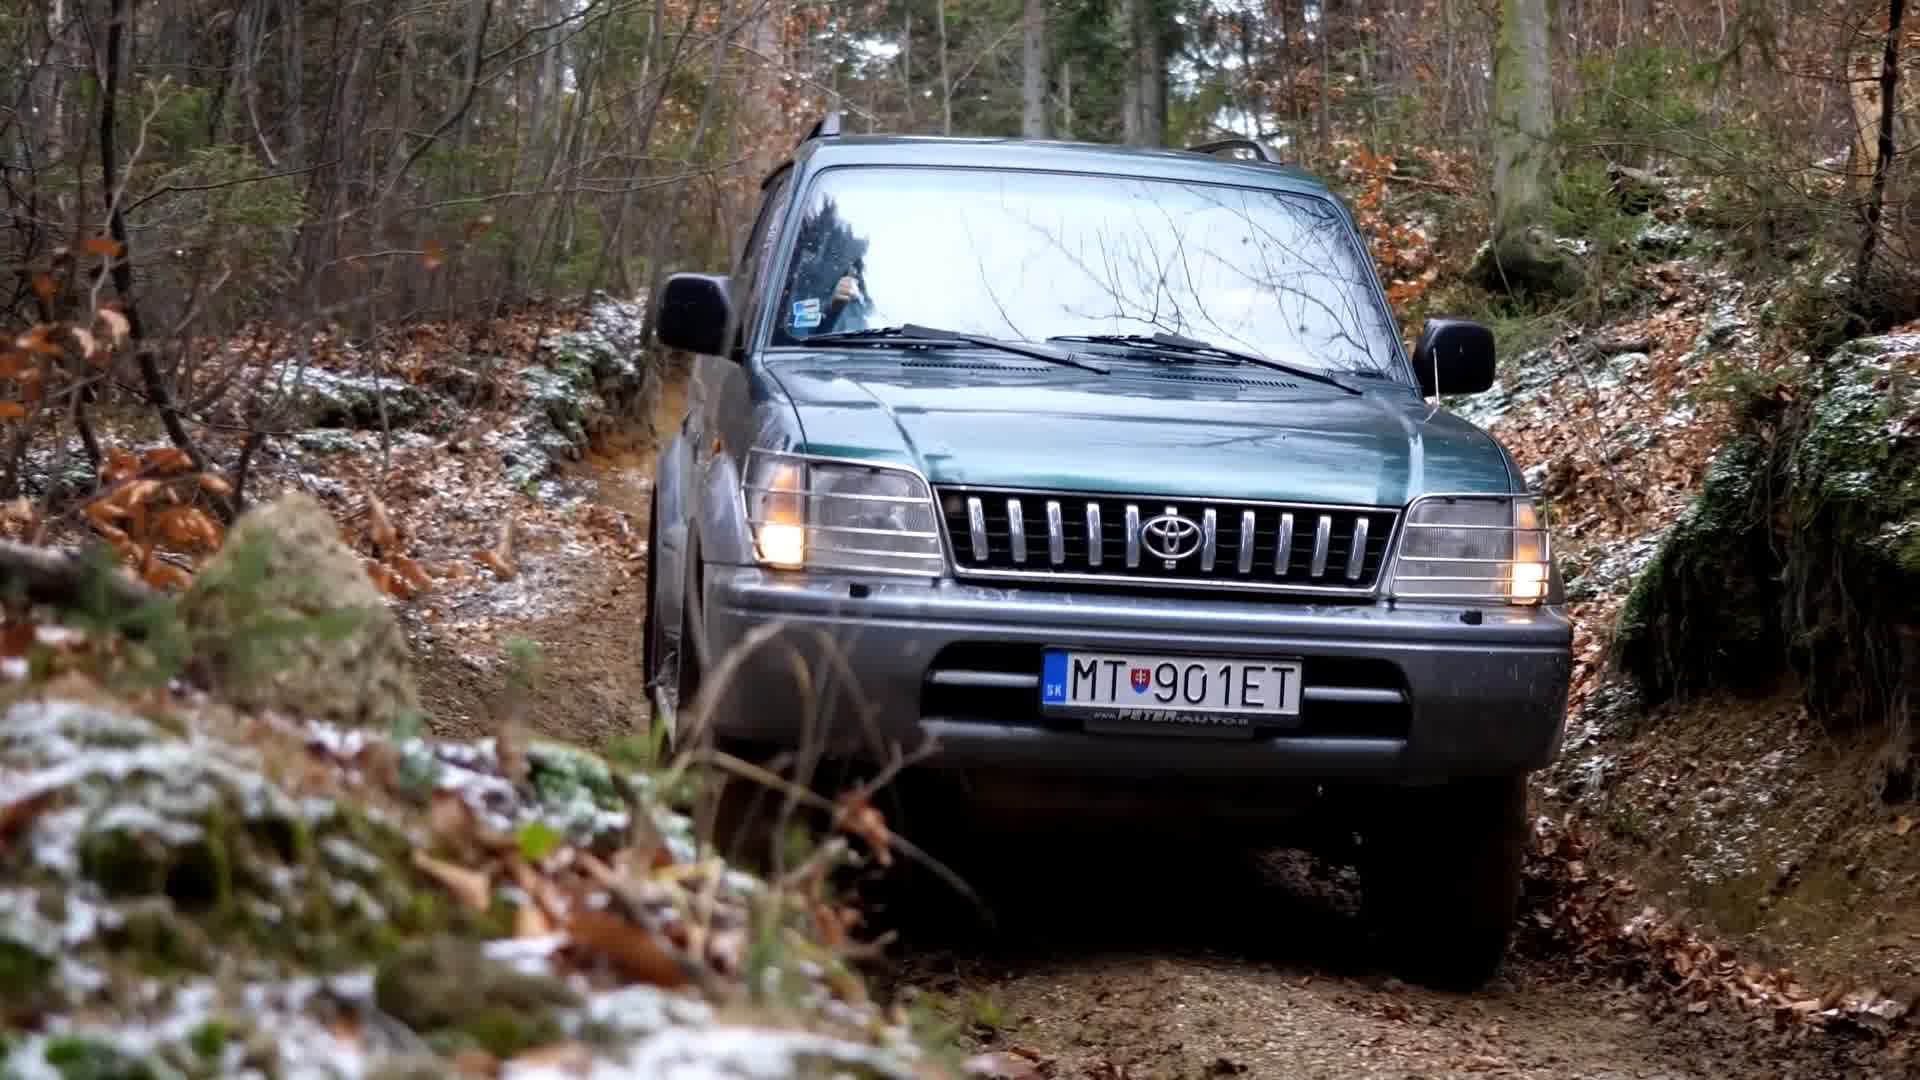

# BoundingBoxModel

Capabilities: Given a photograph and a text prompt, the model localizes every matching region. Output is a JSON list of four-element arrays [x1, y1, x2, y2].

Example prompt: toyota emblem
[[1140, 511, 1203, 562]]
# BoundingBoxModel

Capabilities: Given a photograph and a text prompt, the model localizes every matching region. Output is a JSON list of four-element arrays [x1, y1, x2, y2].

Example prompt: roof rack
[[799, 111, 844, 147], [1184, 138, 1278, 164]]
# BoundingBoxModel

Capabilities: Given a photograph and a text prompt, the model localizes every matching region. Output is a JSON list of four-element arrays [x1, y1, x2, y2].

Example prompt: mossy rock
[[1615, 338, 1920, 728], [294, 370, 437, 431], [1469, 230, 1586, 299], [1614, 436, 1778, 701], [179, 492, 420, 728]]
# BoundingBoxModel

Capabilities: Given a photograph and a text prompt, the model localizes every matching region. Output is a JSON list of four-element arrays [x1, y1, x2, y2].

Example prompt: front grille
[[936, 486, 1397, 595]]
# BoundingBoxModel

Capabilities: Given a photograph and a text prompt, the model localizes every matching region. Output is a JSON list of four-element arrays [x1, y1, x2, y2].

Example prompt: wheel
[[1360, 775, 1527, 991]]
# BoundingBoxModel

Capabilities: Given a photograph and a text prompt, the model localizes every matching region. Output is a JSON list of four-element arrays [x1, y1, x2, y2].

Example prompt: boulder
[[180, 492, 419, 728]]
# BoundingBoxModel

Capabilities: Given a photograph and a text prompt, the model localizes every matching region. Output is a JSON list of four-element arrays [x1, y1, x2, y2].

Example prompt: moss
[[41, 1037, 157, 1080], [454, 1006, 566, 1058], [1616, 340, 1920, 737], [0, 939, 54, 1006], [185, 1021, 228, 1062], [373, 937, 582, 1046], [1614, 435, 1777, 701], [108, 901, 213, 975], [526, 739, 624, 811]]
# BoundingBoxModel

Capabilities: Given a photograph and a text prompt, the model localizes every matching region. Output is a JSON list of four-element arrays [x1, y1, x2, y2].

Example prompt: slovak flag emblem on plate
[[1130, 667, 1151, 693]]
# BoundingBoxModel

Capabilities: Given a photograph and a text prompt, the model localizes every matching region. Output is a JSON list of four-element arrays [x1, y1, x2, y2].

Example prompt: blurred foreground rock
[[180, 492, 420, 727]]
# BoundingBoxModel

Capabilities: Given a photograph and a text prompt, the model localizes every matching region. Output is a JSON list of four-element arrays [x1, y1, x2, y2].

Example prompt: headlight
[[742, 451, 945, 575], [1387, 494, 1551, 606]]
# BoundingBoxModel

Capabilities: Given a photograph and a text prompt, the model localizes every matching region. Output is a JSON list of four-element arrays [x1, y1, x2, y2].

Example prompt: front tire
[[1360, 775, 1527, 991]]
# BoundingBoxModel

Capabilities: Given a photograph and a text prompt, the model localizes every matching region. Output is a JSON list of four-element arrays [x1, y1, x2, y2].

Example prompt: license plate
[[1040, 650, 1302, 735]]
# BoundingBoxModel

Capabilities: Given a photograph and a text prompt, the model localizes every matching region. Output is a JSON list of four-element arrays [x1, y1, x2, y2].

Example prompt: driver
[[785, 201, 879, 338]]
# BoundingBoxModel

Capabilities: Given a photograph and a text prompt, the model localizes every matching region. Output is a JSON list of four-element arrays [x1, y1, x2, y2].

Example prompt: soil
[[882, 843, 1902, 1079], [412, 369, 686, 746], [405, 367, 1914, 1079]]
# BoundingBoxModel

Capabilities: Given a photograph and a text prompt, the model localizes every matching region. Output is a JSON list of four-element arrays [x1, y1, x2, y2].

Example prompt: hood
[[764, 353, 1513, 506]]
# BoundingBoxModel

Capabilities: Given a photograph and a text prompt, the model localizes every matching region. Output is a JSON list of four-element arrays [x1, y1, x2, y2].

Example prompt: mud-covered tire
[[1360, 775, 1527, 991]]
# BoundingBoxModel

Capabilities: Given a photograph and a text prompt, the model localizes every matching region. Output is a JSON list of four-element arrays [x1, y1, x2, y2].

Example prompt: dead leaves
[[412, 849, 494, 912], [1525, 815, 1914, 1037], [564, 908, 690, 989]]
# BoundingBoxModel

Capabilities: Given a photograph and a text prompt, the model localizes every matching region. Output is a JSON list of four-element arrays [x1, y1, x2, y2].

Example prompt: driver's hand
[[833, 275, 860, 304]]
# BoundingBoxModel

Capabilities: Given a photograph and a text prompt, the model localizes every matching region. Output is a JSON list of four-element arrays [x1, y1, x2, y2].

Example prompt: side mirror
[[653, 273, 734, 357], [1411, 318, 1496, 398]]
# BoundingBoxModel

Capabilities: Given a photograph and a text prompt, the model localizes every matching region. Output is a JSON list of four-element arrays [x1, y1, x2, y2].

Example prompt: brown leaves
[[412, 849, 494, 912], [834, 792, 894, 867], [0, 789, 59, 857], [564, 909, 691, 989], [1525, 815, 1914, 1037], [1894, 815, 1915, 838], [83, 236, 124, 260]]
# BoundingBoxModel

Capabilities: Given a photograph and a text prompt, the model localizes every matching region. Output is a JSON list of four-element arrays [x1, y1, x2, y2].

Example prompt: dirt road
[[409, 428, 1909, 1080], [879, 843, 1900, 1079]]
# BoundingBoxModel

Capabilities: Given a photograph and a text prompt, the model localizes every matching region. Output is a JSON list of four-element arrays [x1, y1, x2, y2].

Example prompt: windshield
[[768, 165, 1404, 378]]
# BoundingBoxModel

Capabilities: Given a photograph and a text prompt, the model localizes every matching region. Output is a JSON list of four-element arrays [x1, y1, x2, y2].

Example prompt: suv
[[643, 116, 1572, 988]]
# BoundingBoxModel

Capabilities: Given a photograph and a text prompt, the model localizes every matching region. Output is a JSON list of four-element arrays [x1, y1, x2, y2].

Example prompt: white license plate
[[1040, 650, 1302, 731]]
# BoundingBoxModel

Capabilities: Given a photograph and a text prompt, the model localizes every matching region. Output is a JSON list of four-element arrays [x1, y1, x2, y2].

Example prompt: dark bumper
[[698, 566, 1572, 786]]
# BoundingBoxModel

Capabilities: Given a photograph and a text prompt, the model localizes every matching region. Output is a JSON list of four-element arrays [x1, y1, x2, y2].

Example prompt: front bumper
[[697, 565, 1572, 787]]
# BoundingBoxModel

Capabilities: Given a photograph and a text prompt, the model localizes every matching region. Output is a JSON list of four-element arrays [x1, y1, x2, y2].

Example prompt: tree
[[1023, 0, 1051, 138], [1472, 0, 1581, 296], [1847, 0, 1914, 332], [1120, 0, 1167, 146]]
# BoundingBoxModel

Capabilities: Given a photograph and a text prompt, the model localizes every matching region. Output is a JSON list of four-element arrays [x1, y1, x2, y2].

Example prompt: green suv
[[644, 116, 1572, 988]]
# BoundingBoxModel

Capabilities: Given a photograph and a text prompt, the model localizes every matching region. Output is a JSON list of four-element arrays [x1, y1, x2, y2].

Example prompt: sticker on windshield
[[791, 298, 822, 330]]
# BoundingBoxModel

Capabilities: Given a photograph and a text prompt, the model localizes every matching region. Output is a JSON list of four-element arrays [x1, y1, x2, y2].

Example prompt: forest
[[2, 0, 1919, 1075]]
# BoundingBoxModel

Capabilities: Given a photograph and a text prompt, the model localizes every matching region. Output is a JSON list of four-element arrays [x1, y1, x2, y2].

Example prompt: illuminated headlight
[[1387, 494, 1552, 605], [743, 451, 944, 575]]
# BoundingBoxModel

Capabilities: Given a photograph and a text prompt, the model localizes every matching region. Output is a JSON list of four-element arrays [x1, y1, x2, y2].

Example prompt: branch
[[0, 540, 160, 617], [124, 159, 338, 215]]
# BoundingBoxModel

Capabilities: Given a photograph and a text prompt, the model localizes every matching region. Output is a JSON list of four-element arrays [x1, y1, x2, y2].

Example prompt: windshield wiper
[[805, 324, 1109, 374], [1048, 332, 1360, 394]]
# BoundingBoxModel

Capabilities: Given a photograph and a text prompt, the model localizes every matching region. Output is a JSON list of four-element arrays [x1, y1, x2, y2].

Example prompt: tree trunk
[[1021, 0, 1049, 138], [1849, 0, 1909, 330], [1474, 0, 1581, 297], [1121, 0, 1164, 146], [937, 0, 953, 135]]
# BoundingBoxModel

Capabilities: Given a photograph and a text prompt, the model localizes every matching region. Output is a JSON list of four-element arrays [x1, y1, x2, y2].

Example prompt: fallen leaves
[[1524, 815, 1914, 1038], [564, 908, 690, 989], [412, 849, 494, 912]]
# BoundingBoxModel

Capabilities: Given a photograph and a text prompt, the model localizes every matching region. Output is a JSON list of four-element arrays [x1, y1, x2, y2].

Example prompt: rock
[[501, 296, 657, 489], [180, 492, 420, 728], [1614, 340, 1920, 723], [374, 937, 581, 1057], [1468, 228, 1585, 299], [1634, 221, 1693, 253], [293, 369, 438, 431], [1608, 163, 1669, 215]]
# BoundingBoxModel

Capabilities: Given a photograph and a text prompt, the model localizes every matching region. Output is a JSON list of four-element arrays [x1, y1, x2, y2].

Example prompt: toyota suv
[[642, 115, 1572, 988]]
